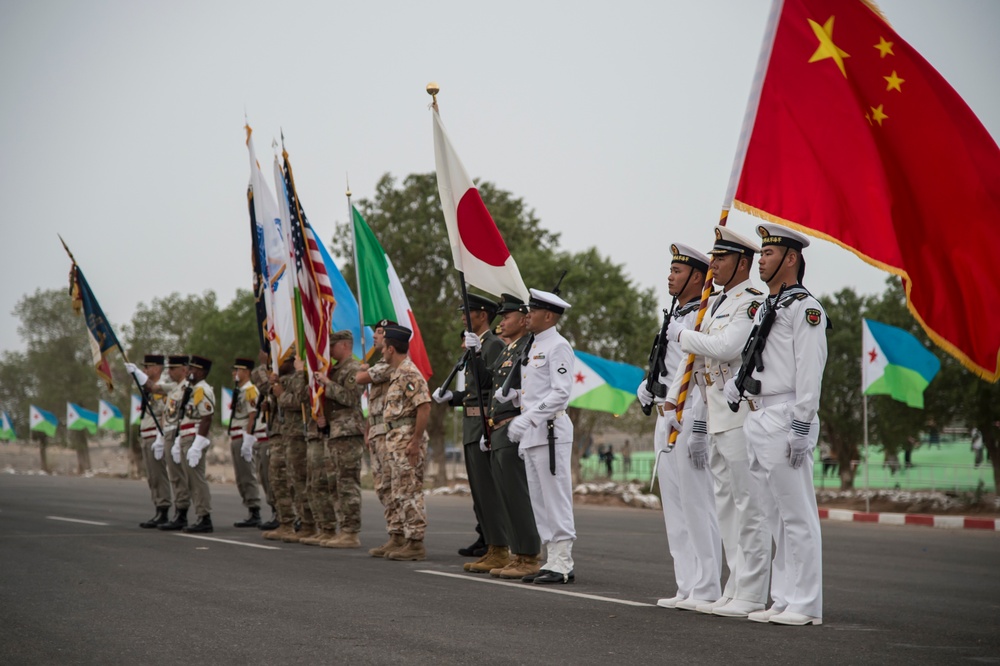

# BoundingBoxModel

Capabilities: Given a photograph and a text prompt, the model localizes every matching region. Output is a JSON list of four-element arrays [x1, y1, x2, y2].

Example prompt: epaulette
[[746, 287, 763, 296]]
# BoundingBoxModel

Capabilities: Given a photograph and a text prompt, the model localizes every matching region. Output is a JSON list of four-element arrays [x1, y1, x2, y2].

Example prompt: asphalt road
[[1, 474, 998, 665]]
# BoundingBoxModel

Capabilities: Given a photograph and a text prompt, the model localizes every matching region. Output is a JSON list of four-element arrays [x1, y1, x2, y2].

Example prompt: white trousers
[[656, 412, 722, 600], [744, 404, 823, 619], [522, 442, 576, 574], [710, 427, 771, 604]]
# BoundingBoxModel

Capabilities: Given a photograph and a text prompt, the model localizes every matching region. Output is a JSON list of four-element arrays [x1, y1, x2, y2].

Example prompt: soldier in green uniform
[[316, 330, 366, 548], [179, 355, 216, 534], [263, 358, 298, 541], [487, 294, 542, 579], [250, 354, 277, 530], [229, 358, 263, 527], [125, 354, 173, 528], [432, 294, 509, 573], [157, 355, 192, 531], [358, 320, 405, 558], [380, 325, 432, 562], [274, 357, 317, 543]]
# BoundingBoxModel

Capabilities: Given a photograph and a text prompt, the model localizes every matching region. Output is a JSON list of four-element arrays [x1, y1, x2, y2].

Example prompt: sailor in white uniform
[[637, 244, 722, 610], [672, 226, 772, 618], [725, 222, 828, 626], [506, 288, 577, 585]]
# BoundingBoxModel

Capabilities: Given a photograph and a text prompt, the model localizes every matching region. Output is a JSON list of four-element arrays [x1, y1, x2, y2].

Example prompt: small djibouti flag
[[98, 399, 124, 433], [130, 394, 143, 426], [30, 405, 59, 437], [221, 387, 233, 427], [862, 319, 941, 409], [569, 351, 645, 417], [67, 402, 98, 435], [0, 411, 15, 441]]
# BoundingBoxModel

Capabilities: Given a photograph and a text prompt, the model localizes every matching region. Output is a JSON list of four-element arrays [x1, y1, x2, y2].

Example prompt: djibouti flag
[[67, 403, 98, 435], [1, 411, 15, 441], [30, 406, 59, 437], [98, 400, 124, 433], [862, 319, 941, 409], [569, 351, 645, 416]]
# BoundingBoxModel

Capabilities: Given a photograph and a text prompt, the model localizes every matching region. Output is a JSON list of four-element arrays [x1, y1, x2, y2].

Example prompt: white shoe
[[695, 597, 731, 614], [676, 597, 714, 611], [713, 600, 765, 618], [656, 594, 685, 609], [769, 610, 822, 626], [748, 607, 785, 623]]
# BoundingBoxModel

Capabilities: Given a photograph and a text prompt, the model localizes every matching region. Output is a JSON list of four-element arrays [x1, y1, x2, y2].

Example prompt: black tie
[[710, 293, 728, 316]]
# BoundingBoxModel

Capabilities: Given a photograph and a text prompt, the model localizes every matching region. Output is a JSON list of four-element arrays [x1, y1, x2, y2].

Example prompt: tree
[[123, 291, 219, 359]]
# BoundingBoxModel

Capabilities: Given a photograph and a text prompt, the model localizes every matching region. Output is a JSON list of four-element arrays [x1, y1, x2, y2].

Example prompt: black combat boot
[[140, 507, 170, 529], [458, 524, 487, 557], [258, 505, 279, 531], [158, 507, 188, 531], [184, 514, 213, 533], [234, 507, 261, 528]]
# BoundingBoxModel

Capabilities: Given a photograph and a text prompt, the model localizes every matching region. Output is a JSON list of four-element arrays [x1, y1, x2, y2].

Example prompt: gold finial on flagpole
[[426, 82, 440, 110], [345, 172, 352, 199]]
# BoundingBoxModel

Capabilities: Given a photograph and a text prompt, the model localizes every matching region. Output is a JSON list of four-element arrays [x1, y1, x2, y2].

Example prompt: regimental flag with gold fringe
[[734, 0, 1000, 380], [66, 247, 122, 390]]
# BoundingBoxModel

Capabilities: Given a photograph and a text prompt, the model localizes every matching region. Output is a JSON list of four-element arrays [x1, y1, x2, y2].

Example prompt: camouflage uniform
[[229, 381, 261, 509], [250, 364, 275, 509], [322, 356, 365, 534], [367, 362, 402, 536], [382, 357, 431, 541], [140, 378, 175, 511], [278, 370, 315, 530], [163, 380, 191, 510], [178, 379, 215, 517]]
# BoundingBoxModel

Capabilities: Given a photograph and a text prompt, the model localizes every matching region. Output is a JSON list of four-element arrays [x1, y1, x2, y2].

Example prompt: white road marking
[[174, 534, 281, 550], [46, 516, 109, 526], [417, 570, 655, 607]]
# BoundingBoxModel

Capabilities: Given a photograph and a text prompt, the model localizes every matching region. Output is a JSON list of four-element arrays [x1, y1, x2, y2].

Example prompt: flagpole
[[58, 235, 164, 436], [861, 336, 871, 513], [347, 177, 367, 361], [428, 83, 492, 447]]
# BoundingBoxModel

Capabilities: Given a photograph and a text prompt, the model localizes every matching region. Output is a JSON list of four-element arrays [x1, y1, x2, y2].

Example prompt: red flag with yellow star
[[734, 0, 1000, 380]]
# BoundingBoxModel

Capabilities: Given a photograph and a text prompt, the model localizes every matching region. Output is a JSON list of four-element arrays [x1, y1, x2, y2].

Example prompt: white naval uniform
[[742, 287, 827, 619], [517, 326, 576, 575], [676, 280, 772, 605], [655, 300, 722, 602]]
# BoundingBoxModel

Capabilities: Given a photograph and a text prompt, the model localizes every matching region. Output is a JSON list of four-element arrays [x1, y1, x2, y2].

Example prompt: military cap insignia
[[805, 308, 822, 326], [748, 301, 761, 318], [557, 367, 568, 374], [746, 287, 763, 296]]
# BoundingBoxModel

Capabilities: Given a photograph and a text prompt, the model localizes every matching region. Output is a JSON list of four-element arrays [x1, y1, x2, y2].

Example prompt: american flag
[[281, 149, 335, 415]]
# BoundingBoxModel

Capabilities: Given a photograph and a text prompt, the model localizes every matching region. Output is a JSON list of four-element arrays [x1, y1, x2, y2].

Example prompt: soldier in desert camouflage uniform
[[274, 358, 318, 543], [315, 330, 365, 548], [262, 358, 300, 541], [379, 325, 432, 562], [250, 355, 277, 530]]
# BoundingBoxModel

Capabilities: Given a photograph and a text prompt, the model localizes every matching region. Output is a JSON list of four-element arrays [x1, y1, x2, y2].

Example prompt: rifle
[[174, 384, 194, 437], [435, 350, 471, 397], [226, 382, 239, 438], [640, 297, 677, 416], [728, 283, 788, 412]]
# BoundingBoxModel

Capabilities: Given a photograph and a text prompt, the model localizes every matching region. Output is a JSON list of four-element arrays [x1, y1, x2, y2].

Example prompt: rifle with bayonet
[[728, 283, 788, 412], [640, 297, 678, 416]]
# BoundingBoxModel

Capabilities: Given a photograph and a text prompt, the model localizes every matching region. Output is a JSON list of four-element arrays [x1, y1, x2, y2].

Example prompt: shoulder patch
[[805, 308, 822, 326], [748, 301, 761, 318], [746, 287, 763, 296], [246, 386, 259, 402], [557, 367, 568, 374], [406, 382, 415, 392], [794, 292, 808, 301], [192, 387, 205, 405]]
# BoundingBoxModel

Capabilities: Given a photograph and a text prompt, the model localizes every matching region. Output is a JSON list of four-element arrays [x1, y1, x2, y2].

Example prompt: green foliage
[[186, 289, 260, 387], [123, 291, 218, 358]]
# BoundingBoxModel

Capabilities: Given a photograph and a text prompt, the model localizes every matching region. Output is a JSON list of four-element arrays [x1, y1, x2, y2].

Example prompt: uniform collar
[[533, 327, 559, 343], [240, 380, 254, 391], [725, 278, 756, 295]]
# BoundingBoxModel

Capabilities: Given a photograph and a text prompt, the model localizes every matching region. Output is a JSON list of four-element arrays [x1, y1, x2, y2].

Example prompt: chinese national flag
[[735, 0, 1000, 380]]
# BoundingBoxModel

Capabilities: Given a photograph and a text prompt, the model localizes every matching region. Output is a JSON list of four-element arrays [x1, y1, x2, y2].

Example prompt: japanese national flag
[[432, 108, 529, 301]]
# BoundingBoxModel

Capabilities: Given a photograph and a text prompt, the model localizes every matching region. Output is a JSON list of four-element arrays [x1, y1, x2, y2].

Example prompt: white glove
[[688, 422, 709, 470], [636, 381, 654, 406], [493, 387, 520, 407], [507, 415, 530, 443], [723, 377, 741, 405], [240, 433, 256, 462], [479, 435, 488, 453], [187, 434, 211, 467], [787, 422, 812, 469], [463, 331, 482, 353], [666, 411, 682, 435], [151, 433, 164, 460], [432, 388, 453, 404], [125, 362, 149, 386], [171, 437, 181, 464]]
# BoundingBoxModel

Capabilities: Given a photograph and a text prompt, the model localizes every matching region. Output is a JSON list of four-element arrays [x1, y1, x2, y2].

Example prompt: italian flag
[[352, 206, 433, 380]]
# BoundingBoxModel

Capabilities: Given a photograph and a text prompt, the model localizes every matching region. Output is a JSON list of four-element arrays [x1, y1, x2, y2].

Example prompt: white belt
[[229, 427, 245, 439], [746, 392, 796, 412]]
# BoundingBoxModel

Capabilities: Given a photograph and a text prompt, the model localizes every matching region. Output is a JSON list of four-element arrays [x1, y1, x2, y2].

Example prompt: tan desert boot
[[322, 532, 361, 549], [467, 546, 510, 574], [386, 539, 426, 561], [369, 533, 405, 558]]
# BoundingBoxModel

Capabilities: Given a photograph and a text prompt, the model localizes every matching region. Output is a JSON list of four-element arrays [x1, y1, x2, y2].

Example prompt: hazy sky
[[2, 0, 998, 353]]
